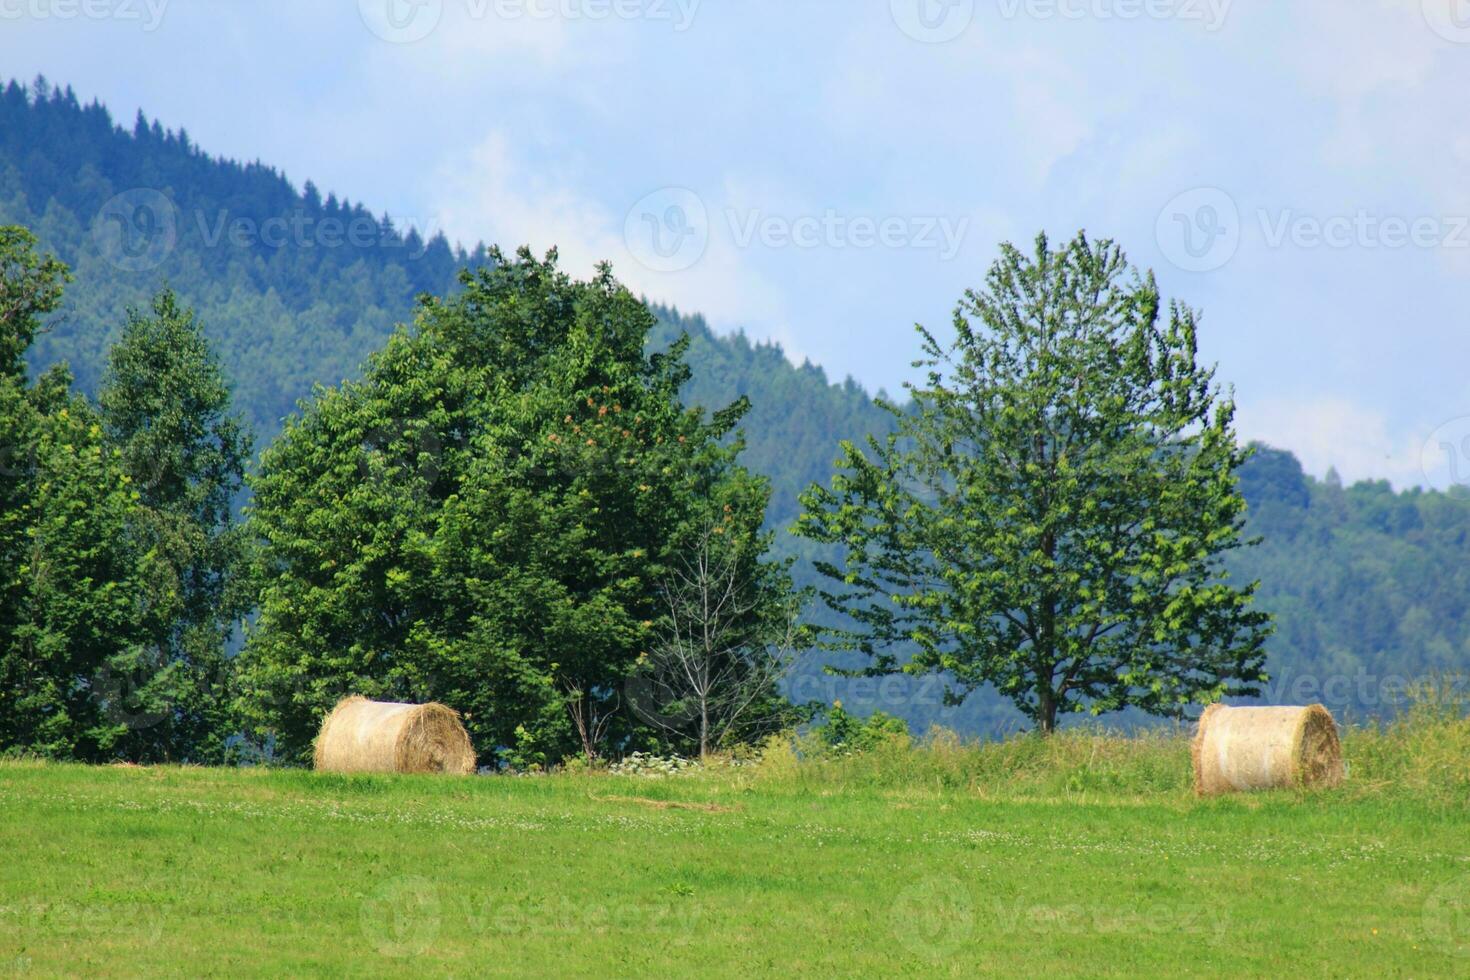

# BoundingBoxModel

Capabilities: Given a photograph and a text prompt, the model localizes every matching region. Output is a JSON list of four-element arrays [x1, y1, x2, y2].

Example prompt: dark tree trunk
[[1037, 527, 1059, 736], [1038, 687, 1058, 734]]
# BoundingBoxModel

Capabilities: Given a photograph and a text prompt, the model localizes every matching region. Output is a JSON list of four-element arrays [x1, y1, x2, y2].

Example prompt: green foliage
[[798, 232, 1272, 732], [814, 702, 911, 753], [237, 248, 795, 765], [0, 229, 150, 759], [634, 520, 815, 758], [0, 225, 69, 379], [1344, 685, 1470, 803], [766, 721, 1194, 797], [0, 373, 148, 759], [97, 290, 252, 762], [0, 228, 251, 763]]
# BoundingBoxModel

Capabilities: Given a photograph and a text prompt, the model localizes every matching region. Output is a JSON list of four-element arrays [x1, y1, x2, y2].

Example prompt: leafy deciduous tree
[[97, 290, 252, 762], [0, 225, 68, 380], [798, 232, 1272, 733], [0, 227, 153, 757], [238, 248, 796, 764]]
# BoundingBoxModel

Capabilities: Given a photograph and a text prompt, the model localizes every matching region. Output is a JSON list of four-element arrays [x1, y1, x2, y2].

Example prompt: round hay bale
[[1191, 703, 1343, 796], [313, 697, 477, 775]]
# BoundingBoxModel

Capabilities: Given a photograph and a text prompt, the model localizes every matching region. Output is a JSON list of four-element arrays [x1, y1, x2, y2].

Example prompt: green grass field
[[3, 716, 1469, 977]]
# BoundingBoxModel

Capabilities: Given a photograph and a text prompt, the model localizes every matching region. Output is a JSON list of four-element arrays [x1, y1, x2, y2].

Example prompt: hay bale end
[[1191, 703, 1344, 796], [313, 696, 477, 775]]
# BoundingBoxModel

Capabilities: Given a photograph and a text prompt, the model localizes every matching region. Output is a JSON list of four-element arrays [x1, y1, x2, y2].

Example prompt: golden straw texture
[[1192, 703, 1344, 796], [313, 697, 476, 775]]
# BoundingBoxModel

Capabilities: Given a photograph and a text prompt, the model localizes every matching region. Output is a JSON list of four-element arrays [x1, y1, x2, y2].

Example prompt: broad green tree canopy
[[238, 249, 789, 764], [799, 233, 1272, 733]]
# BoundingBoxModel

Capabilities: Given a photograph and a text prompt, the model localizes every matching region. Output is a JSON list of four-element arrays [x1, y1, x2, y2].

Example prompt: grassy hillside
[[3, 711, 1469, 976]]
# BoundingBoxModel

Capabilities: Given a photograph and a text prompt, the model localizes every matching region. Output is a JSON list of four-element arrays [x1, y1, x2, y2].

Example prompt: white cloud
[[425, 130, 796, 353], [1291, 0, 1438, 100], [352, 0, 578, 66], [1236, 395, 1428, 489]]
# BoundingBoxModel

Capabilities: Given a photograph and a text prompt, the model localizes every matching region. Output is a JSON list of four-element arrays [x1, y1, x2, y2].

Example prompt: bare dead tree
[[634, 522, 803, 758], [563, 680, 618, 765]]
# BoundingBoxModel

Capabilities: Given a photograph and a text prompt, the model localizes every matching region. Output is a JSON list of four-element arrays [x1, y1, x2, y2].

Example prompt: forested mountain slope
[[1234, 448, 1470, 719], [4, 77, 1467, 732], [647, 304, 896, 529], [0, 76, 480, 441]]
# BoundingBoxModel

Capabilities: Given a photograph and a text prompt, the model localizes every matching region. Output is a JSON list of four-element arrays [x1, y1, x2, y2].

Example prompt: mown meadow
[[3, 705, 1468, 977]]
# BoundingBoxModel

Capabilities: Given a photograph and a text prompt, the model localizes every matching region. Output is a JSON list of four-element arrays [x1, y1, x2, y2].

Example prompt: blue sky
[[4, 0, 1470, 488]]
